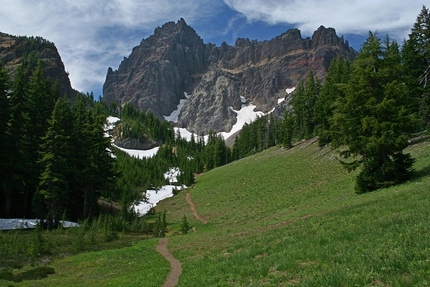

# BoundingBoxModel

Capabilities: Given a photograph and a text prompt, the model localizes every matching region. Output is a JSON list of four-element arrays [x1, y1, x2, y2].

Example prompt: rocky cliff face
[[103, 19, 357, 135], [103, 19, 206, 117], [0, 32, 76, 100]]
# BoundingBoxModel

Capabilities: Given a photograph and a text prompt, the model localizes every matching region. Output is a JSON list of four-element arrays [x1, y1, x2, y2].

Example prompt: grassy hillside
[[3, 137, 429, 286], [160, 137, 430, 286]]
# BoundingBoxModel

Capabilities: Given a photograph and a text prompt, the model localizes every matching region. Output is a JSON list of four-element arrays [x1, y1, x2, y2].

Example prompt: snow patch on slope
[[0, 219, 79, 230], [221, 103, 264, 139], [114, 145, 159, 159], [133, 168, 185, 216], [278, 87, 296, 104], [286, 87, 296, 94], [164, 92, 190, 123]]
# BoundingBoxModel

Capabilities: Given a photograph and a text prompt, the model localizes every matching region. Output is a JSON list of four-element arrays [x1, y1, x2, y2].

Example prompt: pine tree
[[0, 63, 11, 217], [180, 215, 191, 234], [290, 81, 306, 138], [69, 94, 92, 220], [154, 211, 167, 237], [315, 55, 351, 146], [82, 102, 116, 218], [290, 72, 321, 139], [302, 72, 320, 138], [403, 5, 430, 127], [3, 66, 30, 217], [23, 62, 60, 217], [0, 63, 9, 146], [278, 111, 294, 148], [35, 98, 74, 228], [331, 32, 417, 193], [204, 130, 218, 170], [267, 114, 277, 147]]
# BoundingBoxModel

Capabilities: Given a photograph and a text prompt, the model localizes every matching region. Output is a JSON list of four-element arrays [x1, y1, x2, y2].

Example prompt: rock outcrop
[[113, 137, 161, 150], [103, 19, 206, 117], [0, 32, 77, 100], [103, 19, 357, 135]]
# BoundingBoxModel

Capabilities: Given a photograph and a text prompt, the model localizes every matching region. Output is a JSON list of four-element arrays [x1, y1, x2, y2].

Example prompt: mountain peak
[[103, 22, 357, 135], [177, 17, 188, 26], [311, 25, 350, 50], [152, 18, 196, 38]]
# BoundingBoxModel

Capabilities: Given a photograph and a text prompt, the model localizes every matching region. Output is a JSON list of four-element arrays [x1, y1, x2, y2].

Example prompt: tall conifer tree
[[22, 62, 59, 216], [35, 98, 74, 228], [0, 63, 11, 217], [403, 5, 430, 127], [82, 103, 116, 218], [315, 55, 351, 145], [331, 32, 417, 193], [3, 66, 30, 217], [68, 94, 91, 220]]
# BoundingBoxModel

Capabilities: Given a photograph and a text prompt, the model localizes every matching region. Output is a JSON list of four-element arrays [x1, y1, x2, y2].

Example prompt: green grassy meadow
[[1, 137, 430, 286]]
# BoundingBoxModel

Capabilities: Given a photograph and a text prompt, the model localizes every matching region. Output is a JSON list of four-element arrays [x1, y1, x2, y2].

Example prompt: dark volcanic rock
[[103, 18, 206, 117], [0, 32, 77, 100], [114, 137, 161, 150], [103, 20, 357, 135]]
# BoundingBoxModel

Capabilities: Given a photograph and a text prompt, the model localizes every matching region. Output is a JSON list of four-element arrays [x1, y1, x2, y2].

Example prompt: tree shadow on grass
[[413, 164, 430, 182], [0, 266, 55, 283], [408, 135, 430, 181]]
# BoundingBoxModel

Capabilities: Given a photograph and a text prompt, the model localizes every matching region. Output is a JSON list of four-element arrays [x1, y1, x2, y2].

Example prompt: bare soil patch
[[186, 192, 207, 224]]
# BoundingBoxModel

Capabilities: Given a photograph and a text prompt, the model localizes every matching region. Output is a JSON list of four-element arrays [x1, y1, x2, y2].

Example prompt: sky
[[0, 0, 425, 97]]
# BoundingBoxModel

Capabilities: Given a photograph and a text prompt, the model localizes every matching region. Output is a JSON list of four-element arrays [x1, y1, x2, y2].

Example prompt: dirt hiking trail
[[156, 192, 206, 286], [186, 192, 207, 224], [156, 238, 182, 287]]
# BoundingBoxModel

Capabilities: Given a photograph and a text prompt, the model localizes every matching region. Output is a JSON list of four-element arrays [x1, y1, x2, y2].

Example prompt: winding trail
[[155, 192, 206, 286], [156, 238, 182, 287], [186, 192, 207, 224]]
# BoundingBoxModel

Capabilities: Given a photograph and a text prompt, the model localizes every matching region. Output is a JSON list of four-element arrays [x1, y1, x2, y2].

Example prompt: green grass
[[1, 238, 169, 287], [1, 137, 429, 286], [157, 138, 430, 286]]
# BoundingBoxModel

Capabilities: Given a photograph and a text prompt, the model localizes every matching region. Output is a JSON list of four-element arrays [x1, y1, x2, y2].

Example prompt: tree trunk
[[2, 187, 12, 217], [83, 186, 89, 219], [47, 200, 54, 229]]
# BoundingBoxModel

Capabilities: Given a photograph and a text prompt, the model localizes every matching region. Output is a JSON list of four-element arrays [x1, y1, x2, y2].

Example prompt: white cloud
[[223, 0, 424, 40], [0, 0, 221, 94], [0, 0, 425, 95]]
